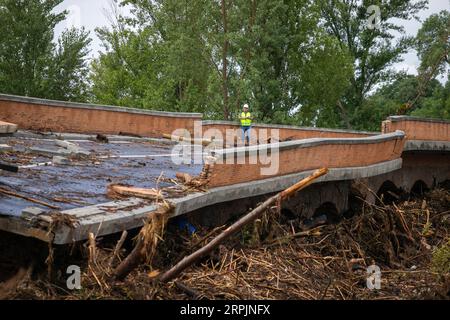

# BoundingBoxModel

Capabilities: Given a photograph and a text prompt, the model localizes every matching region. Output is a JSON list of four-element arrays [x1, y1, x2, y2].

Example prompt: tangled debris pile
[[0, 188, 448, 300]]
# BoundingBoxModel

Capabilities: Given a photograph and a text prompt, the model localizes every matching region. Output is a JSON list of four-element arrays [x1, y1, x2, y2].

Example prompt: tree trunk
[[221, 0, 230, 120]]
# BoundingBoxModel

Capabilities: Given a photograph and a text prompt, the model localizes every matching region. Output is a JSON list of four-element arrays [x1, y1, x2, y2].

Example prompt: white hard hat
[[243, 104, 249, 109]]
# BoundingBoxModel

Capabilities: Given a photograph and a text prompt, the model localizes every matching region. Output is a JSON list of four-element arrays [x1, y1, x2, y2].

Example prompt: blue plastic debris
[[176, 216, 197, 235]]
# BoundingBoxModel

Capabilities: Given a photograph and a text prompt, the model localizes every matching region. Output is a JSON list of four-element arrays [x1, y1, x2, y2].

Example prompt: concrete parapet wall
[[382, 116, 450, 142], [207, 131, 406, 187], [0, 94, 202, 137], [202, 120, 378, 144]]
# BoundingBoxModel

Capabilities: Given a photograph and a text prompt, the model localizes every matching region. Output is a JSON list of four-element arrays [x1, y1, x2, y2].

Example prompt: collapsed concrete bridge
[[0, 94, 448, 244]]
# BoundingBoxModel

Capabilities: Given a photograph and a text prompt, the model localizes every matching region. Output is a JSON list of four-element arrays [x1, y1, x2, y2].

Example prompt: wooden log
[[114, 236, 145, 281], [107, 184, 162, 200], [109, 231, 128, 267], [113, 204, 173, 281], [175, 281, 204, 299], [158, 168, 329, 283], [88, 232, 97, 266]]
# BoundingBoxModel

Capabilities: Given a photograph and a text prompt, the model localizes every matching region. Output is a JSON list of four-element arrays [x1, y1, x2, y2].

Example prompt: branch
[[158, 168, 329, 283]]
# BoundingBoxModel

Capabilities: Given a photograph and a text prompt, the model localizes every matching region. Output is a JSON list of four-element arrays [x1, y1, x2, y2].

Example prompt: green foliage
[[318, 0, 428, 128], [1, 0, 447, 130], [0, 0, 92, 101], [357, 73, 449, 131], [415, 10, 449, 77], [355, 9, 450, 129], [412, 77, 450, 120], [432, 239, 450, 276], [46, 28, 92, 101], [91, 0, 353, 125]]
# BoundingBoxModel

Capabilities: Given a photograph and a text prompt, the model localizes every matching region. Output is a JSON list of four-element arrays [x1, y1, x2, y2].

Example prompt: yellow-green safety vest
[[240, 112, 252, 127]]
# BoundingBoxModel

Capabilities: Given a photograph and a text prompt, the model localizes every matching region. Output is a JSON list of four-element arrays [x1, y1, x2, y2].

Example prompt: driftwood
[[175, 281, 204, 299], [0, 187, 59, 209], [107, 184, 162, 201], [114, 237, 145, 281], [176, 172, 193, 184], [109, 231, 128, 267], [176, 172, 209, 190], [158, 168, 329, 283], [88, 232, 97, 267], [114, 203, 173, 281]]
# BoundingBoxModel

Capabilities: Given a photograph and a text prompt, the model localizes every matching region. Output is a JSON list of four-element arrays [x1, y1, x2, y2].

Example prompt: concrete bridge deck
[[0, 94, 448, 244]]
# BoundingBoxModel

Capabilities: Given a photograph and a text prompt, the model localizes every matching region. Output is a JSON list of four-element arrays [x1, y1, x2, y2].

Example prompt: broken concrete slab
[[28, 144, 90, 158], [0, 144, 12, 151], [29, 147, 72, 157], [55, 140, 91, 156], [55, 140, 77, 149], [52, 156, 70, 165], [0, 120, 18, 134]]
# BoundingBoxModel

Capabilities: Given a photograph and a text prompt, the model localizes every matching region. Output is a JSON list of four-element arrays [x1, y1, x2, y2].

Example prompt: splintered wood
[[114, 203, 174, 280], [175, 164, 211, 190], [107, 184, 163, 201]]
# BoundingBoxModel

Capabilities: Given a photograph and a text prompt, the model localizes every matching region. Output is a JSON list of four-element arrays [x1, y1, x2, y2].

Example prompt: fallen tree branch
[[109, 231, 128, 267], [267, 226, 324, 246], [88, 232, 97, 267], [175, 281, 205, 299], [158, 168, 329, 283], [0, 187, 59, 209], [114, 203, 174, 281]]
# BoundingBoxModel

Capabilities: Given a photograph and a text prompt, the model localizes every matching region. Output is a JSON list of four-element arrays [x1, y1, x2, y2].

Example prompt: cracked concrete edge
[[202, 120, 379, 136], [404, 140, 450, 152], [213, 131, 405, 159], [50, 158, 402, 244], [0, 93, 202, 119]]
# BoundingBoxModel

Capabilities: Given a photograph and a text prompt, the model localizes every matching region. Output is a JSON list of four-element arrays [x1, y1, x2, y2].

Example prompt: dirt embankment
[[0, 189, 449, 300]]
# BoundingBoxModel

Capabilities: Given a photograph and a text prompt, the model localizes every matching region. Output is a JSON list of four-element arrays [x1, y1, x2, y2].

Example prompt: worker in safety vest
[[239, 104, 253, 145]]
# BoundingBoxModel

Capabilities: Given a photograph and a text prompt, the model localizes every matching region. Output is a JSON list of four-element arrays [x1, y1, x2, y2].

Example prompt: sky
[[54, 0, 449, 78]]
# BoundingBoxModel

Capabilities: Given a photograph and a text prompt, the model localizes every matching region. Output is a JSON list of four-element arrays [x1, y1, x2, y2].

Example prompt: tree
[[358, 73, 449, 131], [0, 0, 92, 101], [416, 10, 449, 78], [92, 0, 217, 113], [46, 28, 92, 101], [318, 0, 428, 128], [402, 10, 449, 113], [412, 76, 450, 120], [92, 0, 353, 126]]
